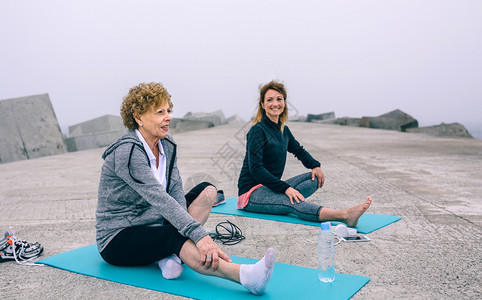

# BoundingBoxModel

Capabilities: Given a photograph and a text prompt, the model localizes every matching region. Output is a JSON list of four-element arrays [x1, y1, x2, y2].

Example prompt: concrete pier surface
[[1, 122, 481, 299]]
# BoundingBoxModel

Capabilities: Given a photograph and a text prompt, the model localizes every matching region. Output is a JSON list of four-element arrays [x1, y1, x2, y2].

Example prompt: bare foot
[[344, 197, 372, 227]]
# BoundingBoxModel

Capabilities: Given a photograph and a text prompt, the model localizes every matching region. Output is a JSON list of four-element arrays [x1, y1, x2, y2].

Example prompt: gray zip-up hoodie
[[95, 130, 208, 252]]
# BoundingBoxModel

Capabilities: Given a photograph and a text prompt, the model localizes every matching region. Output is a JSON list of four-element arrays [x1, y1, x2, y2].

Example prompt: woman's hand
[[312, 167, 325, 188], [196, 235, 232, 270], [285, 187, 305, 204]]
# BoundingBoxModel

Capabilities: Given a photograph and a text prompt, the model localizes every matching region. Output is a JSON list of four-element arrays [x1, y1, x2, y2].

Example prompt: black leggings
[[100, 182, 214, 266]]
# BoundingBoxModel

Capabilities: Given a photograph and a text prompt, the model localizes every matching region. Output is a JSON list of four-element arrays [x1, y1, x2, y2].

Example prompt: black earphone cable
[[209, 220, 245, 245]]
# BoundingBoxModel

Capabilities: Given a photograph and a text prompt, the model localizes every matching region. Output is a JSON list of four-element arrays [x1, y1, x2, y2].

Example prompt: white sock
[[158, 254, 183, 280], [239, 248, 275, 295]]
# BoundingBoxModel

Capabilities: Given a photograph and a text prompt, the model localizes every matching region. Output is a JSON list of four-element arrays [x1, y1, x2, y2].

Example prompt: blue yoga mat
[[38, 244, 370, 300], [212, 197, 401, 234]]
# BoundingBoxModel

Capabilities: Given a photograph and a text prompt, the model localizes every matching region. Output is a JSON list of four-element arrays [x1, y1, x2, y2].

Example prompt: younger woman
[[237, 80, 372, 227]]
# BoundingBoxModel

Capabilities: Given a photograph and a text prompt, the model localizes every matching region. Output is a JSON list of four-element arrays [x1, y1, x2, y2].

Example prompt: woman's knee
[[299, 175, 319, 196], [200, 185, 217, 206]]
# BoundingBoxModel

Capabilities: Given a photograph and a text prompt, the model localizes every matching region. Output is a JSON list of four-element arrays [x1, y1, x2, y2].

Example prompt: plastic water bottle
[[318, 222, 335, 282]]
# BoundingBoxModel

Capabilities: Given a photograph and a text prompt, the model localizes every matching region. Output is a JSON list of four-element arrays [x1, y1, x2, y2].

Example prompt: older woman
[[237, 80, 372, 227], [96, 82, 274, 295]]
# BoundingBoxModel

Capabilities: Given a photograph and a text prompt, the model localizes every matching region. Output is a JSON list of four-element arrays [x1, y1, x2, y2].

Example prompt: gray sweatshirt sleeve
[[114, 143, 208, 243]]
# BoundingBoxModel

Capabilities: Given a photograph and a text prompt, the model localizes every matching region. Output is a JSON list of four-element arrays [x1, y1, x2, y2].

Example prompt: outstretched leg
[[179, 240, 275, 295], [319, 197, 372, 227]]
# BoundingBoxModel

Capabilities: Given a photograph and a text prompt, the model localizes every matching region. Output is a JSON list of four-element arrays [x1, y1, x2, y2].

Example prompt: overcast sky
[[1, 1, 481, 136]]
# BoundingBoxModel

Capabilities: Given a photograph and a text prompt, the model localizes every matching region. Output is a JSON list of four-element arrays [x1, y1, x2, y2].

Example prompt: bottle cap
[[320, 222, 330, 230]]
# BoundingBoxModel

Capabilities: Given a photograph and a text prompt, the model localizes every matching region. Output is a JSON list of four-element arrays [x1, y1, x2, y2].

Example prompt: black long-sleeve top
[[237, 115, 321, 196]]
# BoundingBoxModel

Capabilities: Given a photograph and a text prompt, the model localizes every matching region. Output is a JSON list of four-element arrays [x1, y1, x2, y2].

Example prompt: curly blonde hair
[[252, 80, 288, 132], [120, 82, 173, 130]]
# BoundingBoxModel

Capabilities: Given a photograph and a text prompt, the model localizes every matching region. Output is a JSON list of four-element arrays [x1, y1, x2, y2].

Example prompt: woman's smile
[[262, 89, 285, 122]]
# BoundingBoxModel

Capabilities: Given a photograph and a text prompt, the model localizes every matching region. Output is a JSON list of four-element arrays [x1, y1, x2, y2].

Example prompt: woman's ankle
[[318, 208, 347, 222]]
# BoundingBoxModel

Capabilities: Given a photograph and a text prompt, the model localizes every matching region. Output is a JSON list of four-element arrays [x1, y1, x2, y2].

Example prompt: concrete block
[[306, 112, 336, 123], [65, 115, 126, 152], [407, 123, 473, 138], [333, 117, 362, 127], [170, 118, 214, 134], [289, 115, 308, 122], [0, 94, 65, 164], [360, 109, 418, 132], [183, 109, 227, 126], [64, 130, 125, 152], [226, 114, 246, 124], [69, 115, 124, 137]]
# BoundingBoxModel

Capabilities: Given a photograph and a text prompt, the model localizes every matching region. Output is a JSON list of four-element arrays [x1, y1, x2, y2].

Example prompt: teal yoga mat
[[38, 244, 370, 300], [212, 197, 401, 234]]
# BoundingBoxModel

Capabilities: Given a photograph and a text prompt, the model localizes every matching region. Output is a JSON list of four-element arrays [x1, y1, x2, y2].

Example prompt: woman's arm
[[286, 127, 321, 170], [114, 143, 208, 243], [286, 127, 325, 188]]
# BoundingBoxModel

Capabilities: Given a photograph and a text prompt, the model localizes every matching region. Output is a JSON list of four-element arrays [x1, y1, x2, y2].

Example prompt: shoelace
[[4, 228, 44, 266], [209, 220, 245, 245]]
